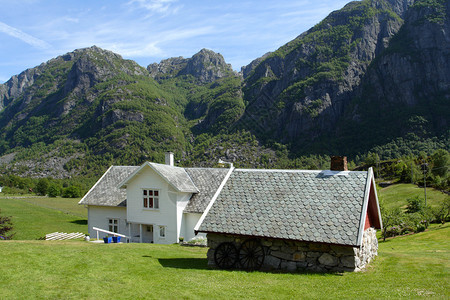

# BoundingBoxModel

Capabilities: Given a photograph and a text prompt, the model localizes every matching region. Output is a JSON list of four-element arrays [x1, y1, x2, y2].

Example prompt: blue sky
[[0, 0, 350, 83]]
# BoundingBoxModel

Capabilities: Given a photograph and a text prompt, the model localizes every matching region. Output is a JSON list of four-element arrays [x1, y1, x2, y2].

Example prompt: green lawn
[[0, 224, 448, 299], [0, 196, 87, 240], [378, 183, 448, 210]]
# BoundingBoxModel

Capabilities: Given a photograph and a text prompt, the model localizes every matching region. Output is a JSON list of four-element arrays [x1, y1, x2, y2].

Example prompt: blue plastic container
[[103, 236, 112, 243], [112, 236, 121, 243]]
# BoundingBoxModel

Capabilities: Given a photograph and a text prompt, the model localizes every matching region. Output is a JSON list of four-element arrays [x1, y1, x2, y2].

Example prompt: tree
[[381, 206, 404, 241], [62, 185, 81, 198], [0, 210, 14, 240], [47, 184, 61, 197], [431, 149, 449, 177], [36, 178, 49, 196]]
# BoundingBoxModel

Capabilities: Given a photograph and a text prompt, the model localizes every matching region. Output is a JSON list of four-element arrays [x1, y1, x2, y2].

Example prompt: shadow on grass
[[70, 219, 88, 225], [156, 258, 208, 270]]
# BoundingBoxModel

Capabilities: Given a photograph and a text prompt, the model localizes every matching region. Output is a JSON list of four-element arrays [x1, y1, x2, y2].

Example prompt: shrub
[[432, 197, 450, 223], [47, 184, 61, 197], [35, 178, 49, 196], [62, 185, 81, 198], [0, 209, 14, 240], [406, 196, 424, 214], [385, 226, 401, 237]]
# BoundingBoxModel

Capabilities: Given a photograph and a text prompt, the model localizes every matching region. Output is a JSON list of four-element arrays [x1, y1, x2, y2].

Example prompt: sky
[[0, 0, 351, 83]]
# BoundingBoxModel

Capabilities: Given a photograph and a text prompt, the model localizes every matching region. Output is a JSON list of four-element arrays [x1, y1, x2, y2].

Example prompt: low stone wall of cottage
[[206, 228, 378, 272]]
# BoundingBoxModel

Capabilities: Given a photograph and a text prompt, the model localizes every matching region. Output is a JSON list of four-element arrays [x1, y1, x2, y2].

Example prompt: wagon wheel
[[214, 242, 238, 269], [238, 239, 265, 270]]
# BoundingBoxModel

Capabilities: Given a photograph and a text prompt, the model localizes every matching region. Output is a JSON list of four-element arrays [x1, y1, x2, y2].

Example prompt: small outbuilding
[[195, 157, 382, 272]]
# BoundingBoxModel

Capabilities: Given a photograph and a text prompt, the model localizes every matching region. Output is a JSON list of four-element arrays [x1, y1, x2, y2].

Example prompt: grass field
[[379, 183, 449, 210], [0, 185, 448, 298], [0, 223, 448, 299], [0, 196, 87, 240]]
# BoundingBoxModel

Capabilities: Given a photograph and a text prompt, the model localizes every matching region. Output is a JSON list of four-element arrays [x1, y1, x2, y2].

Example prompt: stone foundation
[[206, 228, 378, 272]]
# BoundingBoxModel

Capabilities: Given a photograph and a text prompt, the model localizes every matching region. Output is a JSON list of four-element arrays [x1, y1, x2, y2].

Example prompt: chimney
[[165, 152, 174, 166], [330, 156, 348, 171]]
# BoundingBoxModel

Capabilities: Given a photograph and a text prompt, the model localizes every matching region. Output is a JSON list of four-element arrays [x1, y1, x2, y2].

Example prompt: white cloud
[[127, 0, 180, 15], [0, 21, 51, 50]]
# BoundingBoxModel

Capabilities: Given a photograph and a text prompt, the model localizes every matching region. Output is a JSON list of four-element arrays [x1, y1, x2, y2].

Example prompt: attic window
[[143, 189, 159, 209]]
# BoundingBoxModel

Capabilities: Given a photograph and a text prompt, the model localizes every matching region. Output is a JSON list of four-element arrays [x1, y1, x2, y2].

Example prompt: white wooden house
[[78, 153, 228, 244]]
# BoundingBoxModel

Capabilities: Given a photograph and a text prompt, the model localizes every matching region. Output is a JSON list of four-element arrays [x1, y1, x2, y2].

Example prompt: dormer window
[[143, 189, 159, 209]]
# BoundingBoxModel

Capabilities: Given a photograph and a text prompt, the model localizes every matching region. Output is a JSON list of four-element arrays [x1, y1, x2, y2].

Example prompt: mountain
[[0, 0, 448, 179]]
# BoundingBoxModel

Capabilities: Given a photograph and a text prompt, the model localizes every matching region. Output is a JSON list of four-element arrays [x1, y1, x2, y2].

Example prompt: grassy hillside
[[0, 224, 448, 298], [379, 183, 449, 210], [0, 196, 86, 240]]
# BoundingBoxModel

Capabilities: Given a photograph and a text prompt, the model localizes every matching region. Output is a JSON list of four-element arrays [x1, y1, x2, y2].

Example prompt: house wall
[[182, 213, 206, 241], [176, 192, 191, 241], [87, 205, 128, 239], [206, 228, 378, 273], [125, 166, 179, 244]]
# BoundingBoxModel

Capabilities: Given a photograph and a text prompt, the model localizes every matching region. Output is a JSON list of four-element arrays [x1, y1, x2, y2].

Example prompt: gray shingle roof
[[197, 169, 369, 246], [149, 163, 198, 193], [78, 166, 139, 207], [184, 168, 229, 213]]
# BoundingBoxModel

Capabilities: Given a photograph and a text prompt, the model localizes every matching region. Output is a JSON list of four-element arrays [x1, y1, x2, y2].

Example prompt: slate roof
[[78, 166, 138, 207], [149, 163, 199, 193], [184, 168, 229, 213], [197, 169, 370, 246]]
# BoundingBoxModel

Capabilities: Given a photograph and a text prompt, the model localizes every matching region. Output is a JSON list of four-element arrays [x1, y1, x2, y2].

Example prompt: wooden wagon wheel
[[238, 239, 265, 270], [214, 242, 238, 269]]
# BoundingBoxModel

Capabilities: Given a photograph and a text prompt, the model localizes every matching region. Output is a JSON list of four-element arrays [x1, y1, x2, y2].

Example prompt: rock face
[[240, 0, 409, 147], [206, 228, 378, 272], [351, 0, 449, 128], [148, 48, 235, 83]]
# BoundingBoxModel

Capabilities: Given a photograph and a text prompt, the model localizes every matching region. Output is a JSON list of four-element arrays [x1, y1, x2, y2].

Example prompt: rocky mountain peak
[[148, 48, 235, 83]]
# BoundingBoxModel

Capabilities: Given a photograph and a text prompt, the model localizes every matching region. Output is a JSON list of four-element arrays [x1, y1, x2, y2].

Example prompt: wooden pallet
[[45, 232, 85, 241]]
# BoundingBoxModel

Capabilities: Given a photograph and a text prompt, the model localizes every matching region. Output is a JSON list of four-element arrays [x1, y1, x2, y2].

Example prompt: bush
[[35, 178, 49, 196], [62, 185, 81, 198], [406, 196, 424, 214], [47, 184, 61, 197], [385, 226, 401, 237], [0, 209, 14, 240], [432, 197, 450, 223]]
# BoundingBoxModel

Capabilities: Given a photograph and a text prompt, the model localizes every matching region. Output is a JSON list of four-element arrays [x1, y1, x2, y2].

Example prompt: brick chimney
[[165, 152, 174, 166], [330, 156, 348, 171]]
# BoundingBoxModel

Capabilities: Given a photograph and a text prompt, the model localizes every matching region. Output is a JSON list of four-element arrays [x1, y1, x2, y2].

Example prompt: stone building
[[195, 157, 382, 272]]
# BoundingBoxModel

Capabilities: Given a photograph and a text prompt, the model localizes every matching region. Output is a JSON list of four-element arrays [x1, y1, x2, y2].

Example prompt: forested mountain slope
[[0, 0, 448, 179]]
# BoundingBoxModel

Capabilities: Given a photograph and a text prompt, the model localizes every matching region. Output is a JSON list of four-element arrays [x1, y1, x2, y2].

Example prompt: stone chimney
[[165, 152, 174, 166], [330, 156, 348, 171]]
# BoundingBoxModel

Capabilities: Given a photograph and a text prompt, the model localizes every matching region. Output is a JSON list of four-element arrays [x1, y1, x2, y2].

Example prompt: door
[[142, 224, 154, 243]]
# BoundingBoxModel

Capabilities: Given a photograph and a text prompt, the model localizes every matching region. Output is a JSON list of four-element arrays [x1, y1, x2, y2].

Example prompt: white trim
[[78, 165, 113, 205], [194, 166, 235, 233], [372, 173, 383, 229], [158, 225, 166, 238], [356, 168, 373, 246], [142, 188, 160, 209]]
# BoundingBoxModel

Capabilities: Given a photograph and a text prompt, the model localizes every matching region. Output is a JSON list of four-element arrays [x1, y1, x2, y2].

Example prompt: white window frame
[[108, 218, 119, 233], [142, 188, 160, 209], [158, 225, 166, 238]]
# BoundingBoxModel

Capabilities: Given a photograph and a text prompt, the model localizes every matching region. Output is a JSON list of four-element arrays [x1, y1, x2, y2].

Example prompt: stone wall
[[206, 227, 378, 272]]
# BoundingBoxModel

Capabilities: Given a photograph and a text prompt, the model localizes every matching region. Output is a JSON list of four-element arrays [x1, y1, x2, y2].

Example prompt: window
[[159, 226, 166, 238], [108, 218, 118, 233], [143, 189, 159, 209]]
